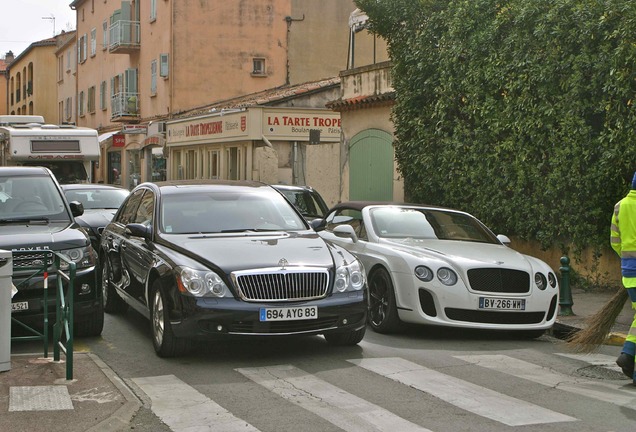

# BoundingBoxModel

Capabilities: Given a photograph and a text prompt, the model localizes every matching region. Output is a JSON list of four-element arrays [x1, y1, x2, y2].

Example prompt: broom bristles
[[566, 288, 629, 353]]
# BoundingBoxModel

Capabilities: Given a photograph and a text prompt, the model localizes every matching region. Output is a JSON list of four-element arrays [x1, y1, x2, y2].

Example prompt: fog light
[[216, 325, 224, 332], [79, 284, 91, 295], [342, 318, 348, 325]]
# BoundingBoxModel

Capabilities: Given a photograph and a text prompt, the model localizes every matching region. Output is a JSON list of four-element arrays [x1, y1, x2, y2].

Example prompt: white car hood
[[381, 238, 536, 271]]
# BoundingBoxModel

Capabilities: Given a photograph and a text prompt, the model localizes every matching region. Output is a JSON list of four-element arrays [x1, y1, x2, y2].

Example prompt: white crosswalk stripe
[[132, 375, 261, 432], [349, 357, 576, 426], [131, 354, 636, 431], [456, 354, 636, 407], [237, 364, 432, 432]]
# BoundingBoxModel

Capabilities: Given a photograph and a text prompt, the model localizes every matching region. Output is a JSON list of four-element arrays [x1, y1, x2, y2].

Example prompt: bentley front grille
[[467, 268, 530, 294], [232, 268, 330, 302]]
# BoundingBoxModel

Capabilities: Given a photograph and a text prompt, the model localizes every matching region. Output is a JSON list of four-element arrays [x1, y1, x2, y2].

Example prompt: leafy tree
[[356, 0, 636, 251]]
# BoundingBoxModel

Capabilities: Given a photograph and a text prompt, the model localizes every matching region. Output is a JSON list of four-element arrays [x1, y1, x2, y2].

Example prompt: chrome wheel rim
[[101, 262, 109, 305], [369, 274, 389, 327], [152, 290, 165, 346]]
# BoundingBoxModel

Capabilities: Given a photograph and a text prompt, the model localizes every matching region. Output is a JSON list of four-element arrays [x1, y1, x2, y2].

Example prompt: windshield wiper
[[0, 217, 50, 224]]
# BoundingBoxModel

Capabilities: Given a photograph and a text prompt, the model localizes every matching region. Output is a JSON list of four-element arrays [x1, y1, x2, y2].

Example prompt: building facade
[[55, 31, 78, 125], [69, 0, 358, 189], [327, 9, 401, 202], [5, 38, 59, 122]]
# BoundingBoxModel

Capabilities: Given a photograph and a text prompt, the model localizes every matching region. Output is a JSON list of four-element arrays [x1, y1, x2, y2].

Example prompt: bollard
[[559, 255, 574, 316]]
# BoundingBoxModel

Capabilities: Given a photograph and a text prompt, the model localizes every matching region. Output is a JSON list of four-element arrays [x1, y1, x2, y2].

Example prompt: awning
[[142, 134, 166, 148], [98, 131, 119, 142]]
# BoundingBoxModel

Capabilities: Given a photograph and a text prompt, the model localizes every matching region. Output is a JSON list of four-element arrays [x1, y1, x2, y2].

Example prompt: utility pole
[[42, 15, 55, 37]]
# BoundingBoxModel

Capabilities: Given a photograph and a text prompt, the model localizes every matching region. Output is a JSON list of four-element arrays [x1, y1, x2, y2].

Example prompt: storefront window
[[128, 149, 141, 189], [108, 151, 122, 185], [152, 150, 167, 181]]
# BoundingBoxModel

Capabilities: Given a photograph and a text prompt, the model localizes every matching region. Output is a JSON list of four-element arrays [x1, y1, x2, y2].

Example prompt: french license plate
[[260, 306, 318, 322], [479, 297, 525, 311], [11, 301, 29, 312]]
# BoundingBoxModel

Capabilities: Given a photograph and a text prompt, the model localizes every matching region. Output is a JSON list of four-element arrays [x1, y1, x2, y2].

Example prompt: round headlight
[[535, 272, 547, 290], [547, 272, 557, 288], [206, 272, 227, 297], [437, 267, 458, 286], [180, 267, 206, 296], [334, 268, 348, 292], [415, 265, 434, 282]]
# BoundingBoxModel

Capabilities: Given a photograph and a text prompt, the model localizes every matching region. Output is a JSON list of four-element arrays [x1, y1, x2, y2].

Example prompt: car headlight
[[176, 266, 230, 297], [548, 272, 557, 288], [437, 267, 458, 286], [535, 272, 547, 290], [58, 245, 96, 270], [334, 260, 365, 293], [415, 265, 434, 282]]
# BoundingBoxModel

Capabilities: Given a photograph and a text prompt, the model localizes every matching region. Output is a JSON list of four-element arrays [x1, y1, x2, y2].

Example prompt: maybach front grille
[[233, 268, 330, 302]]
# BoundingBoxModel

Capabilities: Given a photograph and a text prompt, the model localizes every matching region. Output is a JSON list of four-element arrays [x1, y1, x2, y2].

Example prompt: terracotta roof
[[9, 37, 57, 66], [327, 92, 396, 112], [174, 77, 341, 119]]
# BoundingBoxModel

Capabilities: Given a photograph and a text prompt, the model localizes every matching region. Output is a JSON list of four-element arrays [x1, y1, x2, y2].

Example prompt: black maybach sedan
[[100, 180, 368, 357]]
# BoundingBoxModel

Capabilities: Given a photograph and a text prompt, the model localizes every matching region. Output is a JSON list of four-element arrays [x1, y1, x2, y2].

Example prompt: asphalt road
[[35, 309, 630, 432]]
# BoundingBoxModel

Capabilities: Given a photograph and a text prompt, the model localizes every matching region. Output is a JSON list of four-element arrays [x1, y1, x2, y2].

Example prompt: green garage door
[[349, 129, 394, 201]]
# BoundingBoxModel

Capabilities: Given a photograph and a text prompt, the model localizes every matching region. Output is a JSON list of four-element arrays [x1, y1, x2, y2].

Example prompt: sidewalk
[[0, 288, 633, 432], [0, 351, 141, 432]]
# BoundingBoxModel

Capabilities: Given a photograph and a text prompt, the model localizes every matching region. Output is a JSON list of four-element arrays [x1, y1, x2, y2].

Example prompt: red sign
[[113, 134, 126, 147]]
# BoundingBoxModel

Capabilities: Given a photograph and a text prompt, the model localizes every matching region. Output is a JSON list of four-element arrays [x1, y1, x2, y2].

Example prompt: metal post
[[559, 255, 574, 316]]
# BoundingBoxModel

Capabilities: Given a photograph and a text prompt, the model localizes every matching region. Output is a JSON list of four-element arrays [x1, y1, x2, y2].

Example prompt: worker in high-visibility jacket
[[610, 171, 636, 384]]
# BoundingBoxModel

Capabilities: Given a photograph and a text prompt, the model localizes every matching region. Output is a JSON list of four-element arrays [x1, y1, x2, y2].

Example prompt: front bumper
[[171, 290, 368, 339], [10, 266, 100, 327], [393, 272, 559, 330]]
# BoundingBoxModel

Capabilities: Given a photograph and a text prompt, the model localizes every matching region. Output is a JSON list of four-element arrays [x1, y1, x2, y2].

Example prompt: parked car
[[1, 166, 103, 337], [272, 184, 329, 221], [312, 202, 559, 338], [100, 180, 368, 357], [61, 184, 130, 250]]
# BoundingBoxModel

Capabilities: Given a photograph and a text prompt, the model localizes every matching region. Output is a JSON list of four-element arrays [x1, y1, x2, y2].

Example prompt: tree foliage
[[356, 0, 636, 250]]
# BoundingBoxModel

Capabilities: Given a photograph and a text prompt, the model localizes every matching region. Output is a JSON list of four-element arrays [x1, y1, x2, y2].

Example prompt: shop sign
[[113, 134, 126, 147], [263, 112, 341, 140], [122, 125, 148, 134]]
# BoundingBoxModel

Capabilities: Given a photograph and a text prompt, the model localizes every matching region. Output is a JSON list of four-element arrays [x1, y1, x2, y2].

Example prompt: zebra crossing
[[131, 353, 635, 432]]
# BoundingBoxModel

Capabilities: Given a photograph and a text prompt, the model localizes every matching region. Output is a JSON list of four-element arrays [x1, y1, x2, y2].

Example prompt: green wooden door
[[349, 129, 393, 201]]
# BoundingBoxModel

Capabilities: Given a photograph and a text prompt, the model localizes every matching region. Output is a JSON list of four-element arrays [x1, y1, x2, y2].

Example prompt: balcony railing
[[109, 20, 140, 54], [111, 91, 139, 121]]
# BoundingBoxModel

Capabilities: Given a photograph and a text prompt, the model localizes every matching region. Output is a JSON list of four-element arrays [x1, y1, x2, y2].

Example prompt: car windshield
[[64, 188, 129, 209], [0, 175, 70, 222], [160, 189, 308, 234], [280, 189, 327, 218], [370, 207, 499, 244]]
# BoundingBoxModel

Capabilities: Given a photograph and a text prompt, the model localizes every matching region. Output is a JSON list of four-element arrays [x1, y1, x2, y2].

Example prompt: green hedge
[[356, 0, 636, 251]]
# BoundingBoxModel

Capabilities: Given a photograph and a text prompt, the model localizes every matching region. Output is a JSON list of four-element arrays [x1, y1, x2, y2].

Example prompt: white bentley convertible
[[314, 202, 559, 337]]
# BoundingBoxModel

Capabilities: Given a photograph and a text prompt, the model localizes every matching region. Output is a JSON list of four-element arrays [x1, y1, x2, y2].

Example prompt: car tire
[[324, 326, 366, 346], [74, 306, 104, 337], [150, 279, 191, 357], [368, 267, 402, 333], [102, 257, 127, 314]]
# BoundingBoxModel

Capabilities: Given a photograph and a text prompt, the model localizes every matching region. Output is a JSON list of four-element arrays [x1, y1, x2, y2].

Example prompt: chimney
[[4, 51, 14, 65]]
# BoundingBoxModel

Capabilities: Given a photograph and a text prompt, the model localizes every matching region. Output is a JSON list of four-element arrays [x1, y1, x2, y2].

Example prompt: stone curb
[[552, 322, 627, 346], [85, 352, 142, 432]]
